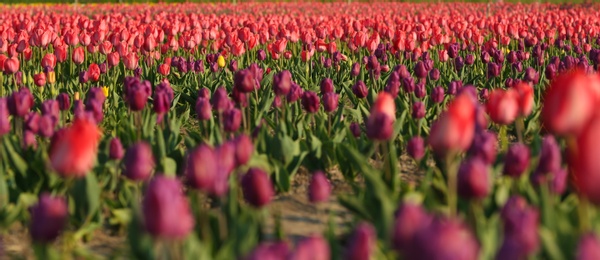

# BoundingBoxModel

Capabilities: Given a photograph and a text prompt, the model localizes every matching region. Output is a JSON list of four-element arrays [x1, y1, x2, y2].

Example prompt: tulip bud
[[233, 134, 253, 167], [499, 196, 540, 258], [8, 87, 34, 117], [123, 142, 155, 181], [186, 144, 217, 192], [414, 61, 427, 79], [486, 88, 519, 125], [223, 108, 242, 132], [308, 171, 331, 203], [273, 70, 292, 96], [428, 92, 476, 157], [57, 93, 70, 111], [412, 102, 425, 119], [123, 77, 152, 111], [322, 92, 339, 113], [352, 80, 368, 98], [503, 143, 530, 177], [536, 135, 561, 174], [153, 81, 174, 116], [241, 168, 274, 208], [143, 176, 194, 239], [468, 131, 497, 165], [429, 68, 440, 81], [577, 233, 600, 260], [431, 86, 445, 103], [367, 93, 396, 140], [107, 137, 124, 160], [245, 242, 290, 260], [351, 62, 361, 77], [301, 91, 320, 113], [320, 78, 334, 93], [344, 223, 376, 260], [457, 157, 491, 199], [407, 217, 479, 260], [29, 194, 68, 243], [392, 202, 431, 252], [49, 118, 100, 178], [290, 235, 330, 260], [350, 122, 361, 137], [234, 69, 256, 93]]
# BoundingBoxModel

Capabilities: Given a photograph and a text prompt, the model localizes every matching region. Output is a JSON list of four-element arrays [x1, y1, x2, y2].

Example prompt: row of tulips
[[3, 2, 600, 259]]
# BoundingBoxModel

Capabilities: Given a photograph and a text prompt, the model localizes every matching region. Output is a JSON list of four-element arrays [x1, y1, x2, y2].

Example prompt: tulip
[[245, 242, 290, 260], [195, 97, 212, 121], [320, 78, 334, 93], [241, 168, 274, 208], [385, 72, 401, 97], [123, 142, 155, 181], [351, 62, 361, 77], [8, 87, 34, 117], [549, 70, 600, 135], [350, 122, 361, 137], [503, 143, 530, 177], [536, 135, 561, 174], [301, 91, 320, 113], [468, 131, 497, 165], [344, 222, 376, 260], [289, 235, 330, 260], [41, 53, 56, 69], [143, 176, 194, 239], [153, 80, 174, 116], [186, 144, 218, 192], [158, 63, 170, 76], [366, 92, 396, 140], [211, 87, 232, 112], [486, 88, 519, 125], [429, 68, 440, 81], [234, 69, 257, 93], [431, 86, 445, 103], [322, 92, 339, 113], [72, 46, 85, 65], [49, 117, 100, 178], [4, 57, 19, 74], [407, 217, 479, 260], [286, 82, 303, 103], [29, 194, 68, 244], [428, 92, 476, 157], [123, 77, 152, 111], [223, 108, 242, 132], [0, 98, 10, 136], [273, 70, 292, 96], [308, 171, 331, 203], [392, 202, 431, 252], [577, 233, 600, 260], [352, 80, 368, 99], [457, 157, 491, 199], [568, 112, 600, 205], [499, 196, 540, 258], [407, 136, 425, 161], [414, 61, 427, 79], [233, 134, 254, 167], [109, 137, 124, 160], [38, 115, 56, 138]]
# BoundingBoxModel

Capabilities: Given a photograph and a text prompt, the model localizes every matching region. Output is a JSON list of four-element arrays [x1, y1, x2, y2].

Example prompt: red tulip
[[3, 57, 19, 74], [486, 88, 519, 125], [542, 69, 600, 136], [72, 46, 85, 65], [33, 73, 46, 87], [429, 92, 476, 157], [513, 82, 534, 117], [568, 111, 600, 205], [49, 117, 101, 178], [87, 63, 100, 82], [41, 53, 56, 69]]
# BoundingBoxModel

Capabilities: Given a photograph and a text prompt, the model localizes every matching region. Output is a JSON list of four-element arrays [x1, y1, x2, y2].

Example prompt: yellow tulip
[[101, 86, 109, 98], [75, 92, 80, 101], [47, 71, 56, 84], [217, 55, 226, 68]]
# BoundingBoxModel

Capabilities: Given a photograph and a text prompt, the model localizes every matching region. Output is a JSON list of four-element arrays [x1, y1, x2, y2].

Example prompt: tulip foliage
[[4, 2, 600, 259]]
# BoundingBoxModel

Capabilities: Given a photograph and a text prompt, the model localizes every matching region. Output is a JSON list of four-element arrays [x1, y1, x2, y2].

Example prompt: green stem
[[446, 154, 458, 216], [579, 197, 591, 233]]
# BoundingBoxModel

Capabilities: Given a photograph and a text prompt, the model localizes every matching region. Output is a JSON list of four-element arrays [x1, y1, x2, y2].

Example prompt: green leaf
[[71, 174, 101, 223]]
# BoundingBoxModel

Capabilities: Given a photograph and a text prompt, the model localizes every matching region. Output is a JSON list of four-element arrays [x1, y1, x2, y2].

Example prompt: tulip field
[[4, 1, 600, 259]]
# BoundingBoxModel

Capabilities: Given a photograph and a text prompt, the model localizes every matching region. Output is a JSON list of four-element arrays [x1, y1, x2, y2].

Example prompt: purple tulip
[[41, 99, 60, 122], [85, 99, 104, 123], [407, 217, 479, 260], [431, 86, 445, 103], [222, 108, 242, 132], [273, 70, 292, 96], [232, 88, 248, 108], [153, 80, 174, 116], [468, 131, 498, 165], [351, 62, 361, 77], [402, 77, 415, 93], [320, 78, 334, 94], [301, 91, 320, 113], [290, 235, 330, 260], [245, 242, 290, 260], [448, 43, 459, 58], [350, 122, 361, 137], [143, 176, 194, 239], [412, 102, 425, 119], [499, 196, 540, 258], [186, 144, 218, 192], [465, 54, 475, 65], [524, 67, 539, 84], [344, 222, 376, 260], [234, 69, 257, 93], [286, 82, 303, 103], [366, 112, 394, 141], [228, 60, 238, 72], [109, 137, 124, 160], [414, 82, 426, 99], [414, 61, 427, 79], [385, 72, 401, 98], [577, 233, 600, 260], [234, 134, 254, 167], [257, 49, 267, 61], [429, 68, 440, 81], [123, 142, 155, 181], [195, 97, 212, 121], [211, 87, 232, 112], [322, 92, 339, 113], [392, 202, 431, 252], [536, 135, 561, 174], [458, 157, 491, 199], [8, 88, 34, 117], [123, 76, 152, 111], [56, 93, 70, 111], [24, 112, 40, 133], [79, 71, 88, 84], [241, 168, 274, 208], [352, 80, 368, 99], [38, 115, 56, 138], [0, 98, 10, 136], [29, 194, 68, 243], [407, 136, 425, 161], [504, 143, 530, 177], [308, 171, 331, 203]]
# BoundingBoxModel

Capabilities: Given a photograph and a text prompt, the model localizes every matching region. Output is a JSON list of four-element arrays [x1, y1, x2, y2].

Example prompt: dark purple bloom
[[223, 108, 242, 132], [429, 68, 440, 81], [257, 49, 267, 61], [195, 97, 212, 121], [320, 78, 334, 93], [24, 112, 40, 133], [234, 134, 254, 167], [123, 77, 152, 111], [38, 115, 56, 138], [536, 135, 561, 174], [407, 136, 425, 161], [414, 82, 426, 99], [458, 157, 491, 199], [186, 144, 218, 192], [412, 102, 425, 119], [56, 93, 70, 111], [351, 62, 361, 77], [234, 69, 257, 93], [211, 87, 232, 112], [153, 80, 174, 115], [352, 80, 368, 99], [273, 70, 292, 96], [322, 92, 339, 113], [345, 223, 376, 260], [414, 61, 427, 79], [123, 142, 155, 181], [504, 143, 531, 177], [29, 194, 68, 243], [577, 233, 600, 260], [308, 171, 331, 203], [143, 176, 194, 239], [301, 91, 320, 113], [241, 168, 274, 208], [392, 202, 431, 252], [350, 122, 361, 137], [109, 137, 124, 160], [8, 88, 34, 117], [407, 217, 479, 260], [468, 131, 498, 165], [431, 86, 445, 103], [385, 72, 401, 97]]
